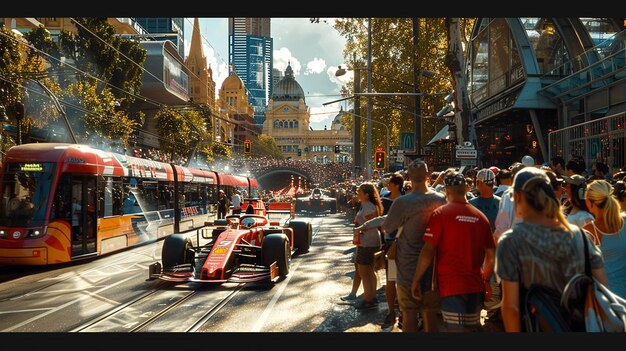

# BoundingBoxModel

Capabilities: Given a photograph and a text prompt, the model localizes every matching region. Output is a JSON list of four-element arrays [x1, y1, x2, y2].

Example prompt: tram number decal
[[182, 207, 199, 216]]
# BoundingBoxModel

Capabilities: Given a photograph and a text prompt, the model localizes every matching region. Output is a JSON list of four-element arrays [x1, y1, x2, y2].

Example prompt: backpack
[[522, 228, 626, 332], [521, 284, 585, 332], [520, 230, 590, 332]]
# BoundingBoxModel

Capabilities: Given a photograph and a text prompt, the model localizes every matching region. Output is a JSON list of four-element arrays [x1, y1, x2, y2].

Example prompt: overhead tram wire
[[0, 29, 210, 151], [4, 22, 334, 160], [0, 74, 192, 151], [70, 18, 269, 143], [1, 28, 270, 159], [69, 18, 250, 147], [0, 30, 166, 109]]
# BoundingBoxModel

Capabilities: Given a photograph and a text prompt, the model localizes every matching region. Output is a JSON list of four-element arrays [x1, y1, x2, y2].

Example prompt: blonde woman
[[495, 168, 608, 332], [583, 180, 626, 299], [352, 182, 384, 309]]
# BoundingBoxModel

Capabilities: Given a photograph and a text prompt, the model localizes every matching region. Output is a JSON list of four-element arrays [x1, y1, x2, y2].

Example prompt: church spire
[[188, 17, 206, 63]]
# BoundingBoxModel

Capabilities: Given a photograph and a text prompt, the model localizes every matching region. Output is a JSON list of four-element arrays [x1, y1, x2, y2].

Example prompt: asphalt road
[[0, 212, 396, 333]]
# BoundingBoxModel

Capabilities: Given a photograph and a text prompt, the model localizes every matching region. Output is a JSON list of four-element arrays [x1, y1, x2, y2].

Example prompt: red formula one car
[[148, 201, 312, 284]]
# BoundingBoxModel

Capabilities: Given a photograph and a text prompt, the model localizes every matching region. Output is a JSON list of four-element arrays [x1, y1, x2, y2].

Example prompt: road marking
[[250, 218, 323, 332], [0, 307, 54, 314], [251, 257, 302, 332]]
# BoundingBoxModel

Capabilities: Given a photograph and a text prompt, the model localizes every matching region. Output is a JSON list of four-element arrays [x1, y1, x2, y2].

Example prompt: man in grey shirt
[[355, 160, 446, 332]]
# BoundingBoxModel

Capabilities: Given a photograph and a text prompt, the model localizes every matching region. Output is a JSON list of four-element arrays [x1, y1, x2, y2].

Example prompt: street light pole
[[353, 55, 361, 179], [366, 17, 373, 180]]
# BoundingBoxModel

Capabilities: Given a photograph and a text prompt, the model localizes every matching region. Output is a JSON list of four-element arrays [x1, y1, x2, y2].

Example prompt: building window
[[274, 120, 279, 128], [279, 121, 283, 128], [289, 121, 294, 128], [294, 120, 299, 128]]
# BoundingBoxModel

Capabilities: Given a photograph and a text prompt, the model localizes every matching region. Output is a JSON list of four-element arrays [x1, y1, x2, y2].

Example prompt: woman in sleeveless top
[[583, 180, 626, 299]]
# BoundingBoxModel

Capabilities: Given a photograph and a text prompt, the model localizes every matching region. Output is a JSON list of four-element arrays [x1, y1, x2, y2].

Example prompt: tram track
[[71, 280, 245, 332], [71, 217, 322, 333], [0, 227, 207, 303]]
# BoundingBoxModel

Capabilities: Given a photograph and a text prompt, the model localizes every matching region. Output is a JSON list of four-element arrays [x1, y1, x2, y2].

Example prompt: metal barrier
[[548, 112, 626, 172]]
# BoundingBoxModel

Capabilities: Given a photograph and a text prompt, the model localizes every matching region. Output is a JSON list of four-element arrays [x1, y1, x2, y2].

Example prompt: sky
[[182, 18, 354, 130]]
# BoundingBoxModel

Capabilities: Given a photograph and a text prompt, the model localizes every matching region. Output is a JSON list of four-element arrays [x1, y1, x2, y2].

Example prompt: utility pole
[[366, 17, 373, 180], [353, 53, 361, 179], [412, 17, 421, 157]]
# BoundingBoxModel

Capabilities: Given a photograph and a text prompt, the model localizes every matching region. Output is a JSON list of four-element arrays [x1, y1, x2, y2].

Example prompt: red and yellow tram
[[0, 143, 259, 265]]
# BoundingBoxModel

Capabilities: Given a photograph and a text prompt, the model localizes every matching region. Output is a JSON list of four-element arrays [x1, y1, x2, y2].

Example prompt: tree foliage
[[2, 19, 149, 148], [333, 18, 474, 153], [251, 134, 283, 159], [154, 108, 195, 161]]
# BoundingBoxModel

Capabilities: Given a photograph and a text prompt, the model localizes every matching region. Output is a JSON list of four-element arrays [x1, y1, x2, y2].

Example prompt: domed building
[[216, 70, 259, 145], [263, 63, 352, 163]]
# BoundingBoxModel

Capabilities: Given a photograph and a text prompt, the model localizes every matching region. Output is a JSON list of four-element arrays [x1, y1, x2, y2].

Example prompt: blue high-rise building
[[135, 18, 185, 59], [228, 18, 273, 127]]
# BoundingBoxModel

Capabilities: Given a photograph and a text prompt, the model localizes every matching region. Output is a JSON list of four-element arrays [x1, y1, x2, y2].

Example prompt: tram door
[[71, 175, 97, 257]]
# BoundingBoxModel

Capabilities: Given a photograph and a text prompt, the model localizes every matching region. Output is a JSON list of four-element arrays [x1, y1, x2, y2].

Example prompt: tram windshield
[[0, 162, 56, 227]]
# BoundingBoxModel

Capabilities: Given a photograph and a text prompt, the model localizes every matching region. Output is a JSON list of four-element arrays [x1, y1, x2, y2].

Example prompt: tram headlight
[[0, 230, 5, 238], [25, 226, 47, 239]]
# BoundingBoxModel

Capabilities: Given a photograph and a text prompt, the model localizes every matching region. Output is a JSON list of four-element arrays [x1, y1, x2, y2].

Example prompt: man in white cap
[[521, 155, 535, 167], [470, 168, 501, 233]]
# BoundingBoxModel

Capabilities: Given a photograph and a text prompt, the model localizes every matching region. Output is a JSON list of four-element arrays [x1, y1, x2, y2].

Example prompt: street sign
[[401, 132, 415, 151], [455, 149, 477, 159]]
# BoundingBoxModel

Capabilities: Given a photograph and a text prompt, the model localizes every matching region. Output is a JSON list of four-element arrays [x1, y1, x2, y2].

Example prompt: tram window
[[207, 184, 218, 214], [200, 184, 208, 209], [158, 181, 173, 210], [97, 176, 114, 218], [111, 178, 123, 216], [183, 182, 200, 208], [51, 173, 72, 221], [142, 180, 158, 212]]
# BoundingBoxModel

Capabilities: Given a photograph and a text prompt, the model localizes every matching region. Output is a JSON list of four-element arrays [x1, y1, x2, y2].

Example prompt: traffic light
[[244, 140, 251, 154], [297, 148, 302, 157], [14, 101, 24, 121], [375, 150, 386, 170], [334, 145, 340, 153]]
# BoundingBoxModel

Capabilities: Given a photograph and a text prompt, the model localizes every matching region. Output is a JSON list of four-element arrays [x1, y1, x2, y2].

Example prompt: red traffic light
[[244, 140, 251, 154], [375, 151, 385, 169]]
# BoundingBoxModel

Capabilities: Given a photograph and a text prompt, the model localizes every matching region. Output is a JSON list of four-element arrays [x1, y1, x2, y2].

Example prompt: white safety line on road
[[0, 307, 54, 314], [250, 218, 324, 332], [251, 258, 302, 332]]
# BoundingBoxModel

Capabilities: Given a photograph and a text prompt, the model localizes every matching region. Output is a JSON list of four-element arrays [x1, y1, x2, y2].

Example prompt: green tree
[[64, 81, 138, 146], [251, 134, 283, 159], [0, 25, 27, 109], [333, 18, 474, 154], [154, 107, 212, 164], [154, 108, 194, 161], [0, 25, 57, 145]]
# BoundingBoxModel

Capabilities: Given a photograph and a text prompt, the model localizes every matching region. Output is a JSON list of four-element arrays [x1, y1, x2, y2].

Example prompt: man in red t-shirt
[[411, 171, 496, 332]]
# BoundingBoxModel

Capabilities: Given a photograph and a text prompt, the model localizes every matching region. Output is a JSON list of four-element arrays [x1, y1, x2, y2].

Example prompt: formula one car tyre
[[162, 234, 195, 269], [262, 234, 290, 277], [289, 220, 312, 254]]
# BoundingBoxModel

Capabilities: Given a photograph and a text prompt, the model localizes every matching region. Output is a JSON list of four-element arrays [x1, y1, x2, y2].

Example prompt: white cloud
[[273, 47, 302, 75], [309, 103, 342, 125], [327, 64, 353, 87], [305, 58, 327, 75], [202, 44, 229, 100]]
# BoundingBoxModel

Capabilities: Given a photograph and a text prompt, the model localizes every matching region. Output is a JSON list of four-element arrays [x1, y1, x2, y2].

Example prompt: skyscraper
[[135, 18, 185, 59], [228, 18, 273, 127]]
